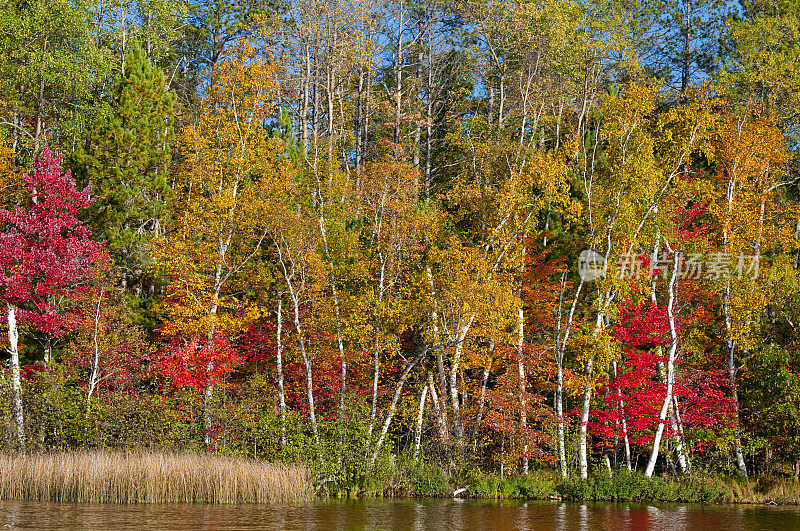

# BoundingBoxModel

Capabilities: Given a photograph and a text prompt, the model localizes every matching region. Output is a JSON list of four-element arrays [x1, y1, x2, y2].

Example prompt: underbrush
[[555, 471, 726, 503]]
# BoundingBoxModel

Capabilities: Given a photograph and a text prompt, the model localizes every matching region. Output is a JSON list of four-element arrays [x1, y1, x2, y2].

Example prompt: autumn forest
[[1, 0, 800, 496]]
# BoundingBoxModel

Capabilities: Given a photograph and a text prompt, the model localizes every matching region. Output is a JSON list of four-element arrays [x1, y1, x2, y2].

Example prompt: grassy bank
[[2, 450, 798, 506], [0, 451, 312, 503], [322, 457, 800, 505], [471, 472, 729, 504]]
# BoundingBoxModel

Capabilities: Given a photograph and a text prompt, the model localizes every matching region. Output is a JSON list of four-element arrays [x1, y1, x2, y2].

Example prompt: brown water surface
[[1, 498, 799, 530]]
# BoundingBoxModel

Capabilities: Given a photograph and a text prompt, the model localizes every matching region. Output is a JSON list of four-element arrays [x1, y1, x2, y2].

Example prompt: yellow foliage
[[155, 36, 292, 340], [710, 108, 794, 350]]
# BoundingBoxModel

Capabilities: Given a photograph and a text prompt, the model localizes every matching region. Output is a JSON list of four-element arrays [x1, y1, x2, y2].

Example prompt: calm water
[[1, 498, 799, 530]]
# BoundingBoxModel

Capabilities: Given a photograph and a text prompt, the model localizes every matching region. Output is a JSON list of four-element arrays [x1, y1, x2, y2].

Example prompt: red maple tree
[[0, 146, 105, 448]]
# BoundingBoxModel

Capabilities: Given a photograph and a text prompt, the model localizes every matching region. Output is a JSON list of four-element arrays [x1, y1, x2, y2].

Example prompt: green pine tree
[[78, 40, 175, 294]]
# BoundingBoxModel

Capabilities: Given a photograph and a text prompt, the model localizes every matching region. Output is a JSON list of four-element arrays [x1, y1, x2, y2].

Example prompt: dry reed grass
[[0, 450, 312, 503], [713, 475, 800, 505]]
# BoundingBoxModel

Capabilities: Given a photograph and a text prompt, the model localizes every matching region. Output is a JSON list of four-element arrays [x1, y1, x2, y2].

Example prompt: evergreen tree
[[658, 0, 731, 91], [78, 40, 175, 293]]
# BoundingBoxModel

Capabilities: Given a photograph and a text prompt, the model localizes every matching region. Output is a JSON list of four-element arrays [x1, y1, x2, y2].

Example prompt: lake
[[1, 498, 799, 530]]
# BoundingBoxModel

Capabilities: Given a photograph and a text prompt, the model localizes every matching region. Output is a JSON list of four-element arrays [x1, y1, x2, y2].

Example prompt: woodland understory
[[2, 0, 800, 500]]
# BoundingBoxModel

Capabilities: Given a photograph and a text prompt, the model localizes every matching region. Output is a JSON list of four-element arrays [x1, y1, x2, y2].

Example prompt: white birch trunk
[[671, 396, 689, 475], [556, 361, 567, 478], [555, 269, 584, 478], [580, 303, 606, 479], [426, 267, 449, 439], [449, 315, 475, 444], [427, 371, 449, 443], [315, 189, 347, 461], [578, 356, 593, 479], [578, 358, 594, 479], [291, 293, 320, 450], [471, 355, 491, 454], [414, 384, 428, 459], [87, 289, 104, 406], [203, 261, 223, 447], [645, 252, 680, 477], [369, 346, 427, 469], [7, 304, 25, 450], [275, 240, 321, 458], [393, 1, 403, 149], [276, 297, 286, 448], [365, 257, 386, 456], [612, 359, 632, 471], [518, 306, 528, 475]]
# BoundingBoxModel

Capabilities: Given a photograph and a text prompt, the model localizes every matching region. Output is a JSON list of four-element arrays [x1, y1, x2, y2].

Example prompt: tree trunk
[[645, 252, 680, 477], [555, 268, 583, 478], [6, 304, 25, 451], [729, 340, 748, 477], [671, 396, 689, 475], [276, 297, 286, 448], [518, 306, 528, 475], [326, 59, 335, 169], [423, 40, 433, 197], [556, 362, 566, 478], [316, 188, 347, 459], [292, 295, 320, 451], [721, 178, 748, 477], [472, 355, 491, 454], [393, 3, 403, 152], [723, 282, 747, 477], [335, 283, 346, 414], [87, 289, 104, 406], [368, 345, 427, 469], [43, 337, 52, 366], [426, 267, 449, 436], [449, 315, 475, 445], [365, 258, 386, 455], [364, 69, 370, 164], [413, 43, 422, 167], [312, 51, 319, 158], [414, 384, 428, 459], [301, 45, 310, 158], [203, 372, 214, 446], [203, 260, 224, 448], [498, 70, 505, 129], [612, 359, 632, 471], [427, 371, 449, 443], [487, 82, 494, 127], [356, 69, 365, 170], [578, 356, 593, 479]]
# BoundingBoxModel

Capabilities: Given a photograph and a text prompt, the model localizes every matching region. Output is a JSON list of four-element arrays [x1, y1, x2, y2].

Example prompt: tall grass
[[712, 475, 800, 505], [0, 451, 312, 503]]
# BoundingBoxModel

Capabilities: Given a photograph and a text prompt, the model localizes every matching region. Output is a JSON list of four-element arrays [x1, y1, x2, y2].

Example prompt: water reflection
[[2, 498, 800, 530]]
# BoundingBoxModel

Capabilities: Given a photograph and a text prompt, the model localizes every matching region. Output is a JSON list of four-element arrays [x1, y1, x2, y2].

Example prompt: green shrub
[[516, 475, 558, 499], [470, 475, 500, 498], [407, 461, 450, 497], [557, 478, 595, 500], [552, 471, 728, 503]]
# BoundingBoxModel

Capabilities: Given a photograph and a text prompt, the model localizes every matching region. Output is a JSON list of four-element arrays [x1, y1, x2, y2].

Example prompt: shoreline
[[322, 495, 800, 507], [319, 471, 800, 507], [0, 450, 798, 507]]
